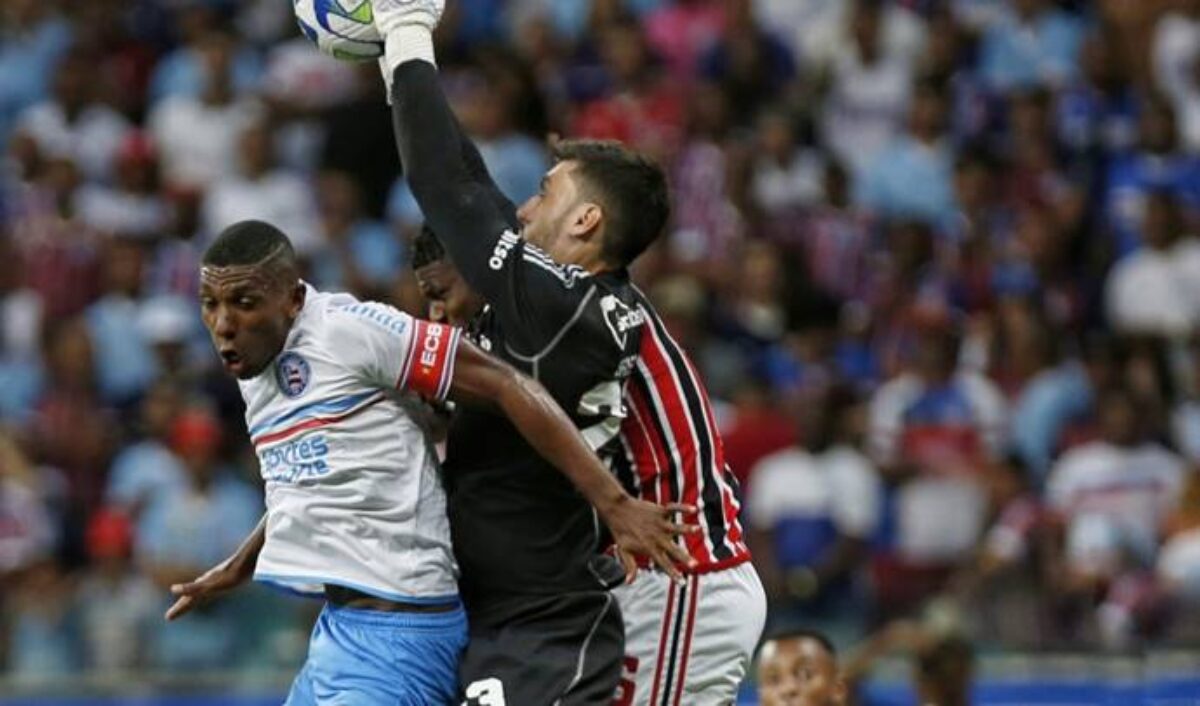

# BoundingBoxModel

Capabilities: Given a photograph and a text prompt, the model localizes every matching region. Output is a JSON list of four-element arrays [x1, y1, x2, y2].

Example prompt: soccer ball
[[293, 0, 383, 62]]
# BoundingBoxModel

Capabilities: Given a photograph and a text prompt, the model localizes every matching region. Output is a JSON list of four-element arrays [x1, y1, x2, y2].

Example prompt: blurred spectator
[[136, 407, 260, 669], [84, 237, 159, 407], [749, 108, 826, 227], [75, 131, 172, 240], [13, 48, 131, 184], [855, 79, 955, 228], [28, 319, 117, 543], [1105, 189, 1200, 338], [1046, 387, 1188, 621], [148, 1, 262, 103], [75, 508, 158, 672], [1152, 0, 1200, 152], [0, 432, 56, 578], [571, 20, 686, 161], [453, 62, 550, 204], [667, 82, 743, 275], [200, 118, 320, 254], [868, 306, 1007, 619], [1102, 94, 1200, 258], [0, 0, 74, 146], [7, 147, 102, 320], [978, 0, 1085, 91], [307, 171, 404, 297], [148, 28, 264, 192], [3, 558, 80, 680], [0, 233, 45, 423], [1158, 473, 1200, 622], [698, 0, 797, 127], [105, 379, 187, 525], [760, 0, 926, 74], [1057, 28, 1140, 159], [820, 0, 914, 174], [748, 386, 881, 641], [642, 0, 725, 79]]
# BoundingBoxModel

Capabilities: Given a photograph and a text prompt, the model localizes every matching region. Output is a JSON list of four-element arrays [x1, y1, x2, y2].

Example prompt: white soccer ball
[[293, 0, 383, 62]]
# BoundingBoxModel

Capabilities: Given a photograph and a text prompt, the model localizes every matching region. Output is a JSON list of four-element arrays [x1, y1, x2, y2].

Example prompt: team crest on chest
[[600, 295, 645, 348], [276, 352, 311, 398]]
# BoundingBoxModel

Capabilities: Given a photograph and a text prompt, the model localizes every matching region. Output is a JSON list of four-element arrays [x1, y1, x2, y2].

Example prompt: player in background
[[757, 630, 848, 706], [167, 220, 695, 705]]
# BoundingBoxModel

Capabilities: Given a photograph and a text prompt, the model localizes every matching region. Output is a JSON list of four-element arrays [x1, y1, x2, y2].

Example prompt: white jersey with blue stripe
[[239, 285, 462, 603]]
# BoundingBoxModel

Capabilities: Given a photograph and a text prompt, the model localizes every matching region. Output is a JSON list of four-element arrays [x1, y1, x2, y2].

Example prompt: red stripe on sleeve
[[400, 320, 461, 401]]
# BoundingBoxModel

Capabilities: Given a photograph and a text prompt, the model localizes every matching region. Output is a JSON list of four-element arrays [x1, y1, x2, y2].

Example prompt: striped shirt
[[614, 290, 750, 573]]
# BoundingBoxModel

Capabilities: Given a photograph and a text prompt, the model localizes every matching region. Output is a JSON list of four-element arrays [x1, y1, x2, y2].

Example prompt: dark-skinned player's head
[[411, 225, 484, 327], [758, 630, 848, 706], [516, 139, 669, 274], [199, 220, 304, 379]]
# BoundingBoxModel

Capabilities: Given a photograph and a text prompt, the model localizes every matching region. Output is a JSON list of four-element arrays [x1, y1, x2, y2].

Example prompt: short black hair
[[411, 225, 446, 270], [552, 139, 669, 267], [203, 220, 296, 269], [761, 628, 837, 658]]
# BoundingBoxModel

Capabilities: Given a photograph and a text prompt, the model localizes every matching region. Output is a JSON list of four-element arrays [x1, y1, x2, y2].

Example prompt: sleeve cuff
[[384, 25, 436, 76]]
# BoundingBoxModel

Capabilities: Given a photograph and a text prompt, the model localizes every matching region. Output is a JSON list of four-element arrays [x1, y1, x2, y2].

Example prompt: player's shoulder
[[307, 288, 414, 343], [579, 276, 647, 353]]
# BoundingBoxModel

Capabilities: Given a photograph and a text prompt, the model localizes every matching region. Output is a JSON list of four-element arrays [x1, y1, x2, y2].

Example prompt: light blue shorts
[[284, 601, 467, 706]]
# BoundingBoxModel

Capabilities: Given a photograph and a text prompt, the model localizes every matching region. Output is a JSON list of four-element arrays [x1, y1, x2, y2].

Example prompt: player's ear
[[288, 280, 306, 318], [568, 202, 603, 241]]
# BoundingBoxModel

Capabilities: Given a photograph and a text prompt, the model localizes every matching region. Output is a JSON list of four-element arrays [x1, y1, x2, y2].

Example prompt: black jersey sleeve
[[390, 61, 591, 353]]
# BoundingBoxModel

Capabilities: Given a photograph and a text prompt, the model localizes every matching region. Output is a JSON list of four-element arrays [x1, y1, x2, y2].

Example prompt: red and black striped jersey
[[613, 289, 751, 573]]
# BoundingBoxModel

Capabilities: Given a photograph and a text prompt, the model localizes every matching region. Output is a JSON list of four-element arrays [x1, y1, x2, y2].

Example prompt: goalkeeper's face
[[517, 161, 604, 267], [199, 264, 304, 379]]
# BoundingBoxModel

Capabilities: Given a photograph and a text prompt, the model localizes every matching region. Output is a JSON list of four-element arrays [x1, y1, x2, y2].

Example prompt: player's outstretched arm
[[446, 338, 699, 582], [377, 8, 520, 301], [164, 513, 266, 621]]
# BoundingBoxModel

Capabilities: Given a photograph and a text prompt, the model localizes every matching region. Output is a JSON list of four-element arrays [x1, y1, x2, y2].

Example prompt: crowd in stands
[[2, 0, 1200, 684]]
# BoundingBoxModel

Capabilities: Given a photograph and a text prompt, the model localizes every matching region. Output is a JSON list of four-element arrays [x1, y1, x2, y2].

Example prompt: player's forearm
[[224, 513, 267, 578], [390, 61, 513, 288], [496, 369, 629, 516]]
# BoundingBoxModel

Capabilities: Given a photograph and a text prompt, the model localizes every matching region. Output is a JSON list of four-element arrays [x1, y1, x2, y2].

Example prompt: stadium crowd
[[1, 0, 1200, 689]]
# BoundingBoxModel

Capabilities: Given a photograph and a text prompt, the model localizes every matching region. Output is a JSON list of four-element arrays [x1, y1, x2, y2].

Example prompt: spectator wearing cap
[[14, 48, 131, 184], [75, 508, 159, 672], [136, 407, 259, 669], [75, 131, 171, 240], [867, 305, 1007, 620]]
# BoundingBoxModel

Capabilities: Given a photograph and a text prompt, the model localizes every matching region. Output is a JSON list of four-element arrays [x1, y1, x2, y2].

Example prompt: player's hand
[[164, 561, 250, 621], [607, 499, 699, 584]]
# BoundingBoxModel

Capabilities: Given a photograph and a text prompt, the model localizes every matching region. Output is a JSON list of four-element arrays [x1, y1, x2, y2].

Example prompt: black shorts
[[460, 591, 624, 706]]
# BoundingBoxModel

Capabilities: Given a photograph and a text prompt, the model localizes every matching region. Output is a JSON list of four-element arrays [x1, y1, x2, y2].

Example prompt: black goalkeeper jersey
[[390, 61, 648, 617]]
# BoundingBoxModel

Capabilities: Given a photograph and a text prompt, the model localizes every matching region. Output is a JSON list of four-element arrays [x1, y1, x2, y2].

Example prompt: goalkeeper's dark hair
[[202, 220, 297, 274], [411, 225, 447, 270], [552, 139, 669, 268]]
